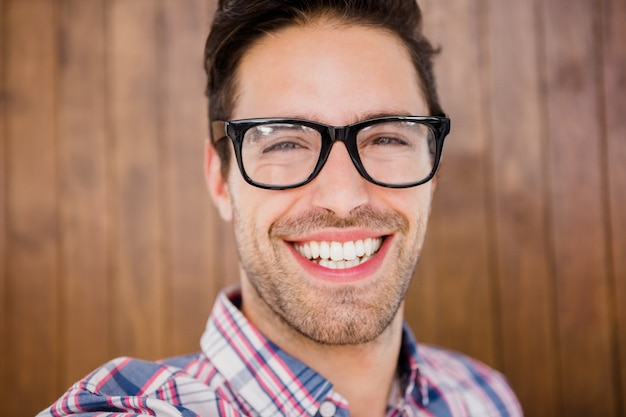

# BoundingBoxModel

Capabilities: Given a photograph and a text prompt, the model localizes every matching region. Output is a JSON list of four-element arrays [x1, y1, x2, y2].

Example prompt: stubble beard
[[233, 206, 426, 346]]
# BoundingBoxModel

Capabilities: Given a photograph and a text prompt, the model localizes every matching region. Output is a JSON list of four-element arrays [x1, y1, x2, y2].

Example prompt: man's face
[[208, 21, 435, 345]]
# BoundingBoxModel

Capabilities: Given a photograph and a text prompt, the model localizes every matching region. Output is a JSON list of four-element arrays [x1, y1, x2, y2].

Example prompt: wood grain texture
[[161, 0, 218, 356], [487, 0, 559, 415], [58, 0, 112, 388], [543, 0, 617, 414], [107, 0, 166, 360], [3, 0, 61, 413], [602, 0, 626, 412], [0, 0, 7, 409]]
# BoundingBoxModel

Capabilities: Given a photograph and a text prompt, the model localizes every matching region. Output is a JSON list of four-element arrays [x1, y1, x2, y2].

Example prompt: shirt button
[[319, 401, 337, 417]]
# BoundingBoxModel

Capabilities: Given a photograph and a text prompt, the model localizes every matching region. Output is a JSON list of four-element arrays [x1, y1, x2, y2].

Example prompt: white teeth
[[330, 242, 343, 261], [355, 240, 365, 257], [310, 241, 320, 259], [294, 237, 383, 268], [319, 241, 330, 259], [345, 259, 359, 268], [319, 259, 336, 269], [343, 241, 356, 261], [364, 238, 373, 256], [303, 242, 312, 259]]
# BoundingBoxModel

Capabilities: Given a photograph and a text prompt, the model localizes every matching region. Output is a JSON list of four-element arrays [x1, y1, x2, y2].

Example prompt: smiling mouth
[[292, 237, 384, 269]]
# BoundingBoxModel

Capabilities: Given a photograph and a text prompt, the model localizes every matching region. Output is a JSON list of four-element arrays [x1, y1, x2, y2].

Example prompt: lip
[[285, 233, 393, 283]]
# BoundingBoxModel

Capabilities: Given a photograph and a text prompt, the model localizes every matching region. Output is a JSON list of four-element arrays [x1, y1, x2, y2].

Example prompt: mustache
[[270, 206, 408, 237]]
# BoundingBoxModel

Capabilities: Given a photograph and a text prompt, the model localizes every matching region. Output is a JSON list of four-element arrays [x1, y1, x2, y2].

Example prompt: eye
[[369, 136, 410, 146], [245, 123, 319, 156], [262, 140, 306, 153]]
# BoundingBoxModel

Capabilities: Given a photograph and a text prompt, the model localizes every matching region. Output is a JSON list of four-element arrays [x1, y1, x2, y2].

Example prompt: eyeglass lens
[[240, 120, 436, 188]]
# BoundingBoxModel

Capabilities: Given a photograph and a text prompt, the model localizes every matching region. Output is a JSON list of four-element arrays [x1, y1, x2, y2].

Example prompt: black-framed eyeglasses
[[211, 115, 450, 190]]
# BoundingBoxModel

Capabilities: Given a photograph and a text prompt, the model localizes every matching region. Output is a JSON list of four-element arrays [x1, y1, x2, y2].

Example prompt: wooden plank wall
[[0, 1, 623, 416]]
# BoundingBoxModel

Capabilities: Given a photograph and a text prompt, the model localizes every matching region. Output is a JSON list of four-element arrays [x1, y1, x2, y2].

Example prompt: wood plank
[[0, 0, 7, 409], [3, 0, 61, 414], [107, 0, 165, 360], [161, 0, 220, 356], [407, 0, 498, 368], [602, 0, 626, 411], [58, 0, 111, 386], [543, 0, 617, 414], [486, 0, 559, 415]]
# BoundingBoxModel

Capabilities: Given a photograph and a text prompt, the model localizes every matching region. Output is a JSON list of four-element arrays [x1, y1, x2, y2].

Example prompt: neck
[[241, 282, 405, 417], [303, 317, 404, 417]]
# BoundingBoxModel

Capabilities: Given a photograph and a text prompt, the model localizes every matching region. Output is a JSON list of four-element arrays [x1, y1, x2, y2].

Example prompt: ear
[[205, 140, 233, 222]]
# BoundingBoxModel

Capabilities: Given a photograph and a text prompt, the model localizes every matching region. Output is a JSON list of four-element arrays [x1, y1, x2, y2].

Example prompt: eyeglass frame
[[210, 115, 451, 190]]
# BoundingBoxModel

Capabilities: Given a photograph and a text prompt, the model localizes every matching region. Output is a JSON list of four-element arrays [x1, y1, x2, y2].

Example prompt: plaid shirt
[[39, 287, 522, 417]]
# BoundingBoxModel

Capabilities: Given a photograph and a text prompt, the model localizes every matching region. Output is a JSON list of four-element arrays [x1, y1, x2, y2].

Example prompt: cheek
[[230, 184, 301, 236], [387, 186, 433, 218], [394, 188, 434, 241]]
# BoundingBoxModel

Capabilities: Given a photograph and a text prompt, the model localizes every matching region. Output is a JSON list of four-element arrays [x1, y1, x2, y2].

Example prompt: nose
[[309, 142, 370, 218]]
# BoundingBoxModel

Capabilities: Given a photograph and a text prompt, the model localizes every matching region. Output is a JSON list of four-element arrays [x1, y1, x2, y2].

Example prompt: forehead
[[232, 22, 427, 124]]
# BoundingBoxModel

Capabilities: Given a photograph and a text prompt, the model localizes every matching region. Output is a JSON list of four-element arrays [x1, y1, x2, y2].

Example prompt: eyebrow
[[276, 110, 417, 126]]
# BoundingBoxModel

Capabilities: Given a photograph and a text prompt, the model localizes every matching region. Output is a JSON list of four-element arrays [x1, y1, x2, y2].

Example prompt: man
[[39, 0, 522, 416]]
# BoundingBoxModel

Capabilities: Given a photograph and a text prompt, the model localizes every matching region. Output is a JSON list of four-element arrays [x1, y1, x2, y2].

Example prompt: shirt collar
[[201, 286, 428, 415]]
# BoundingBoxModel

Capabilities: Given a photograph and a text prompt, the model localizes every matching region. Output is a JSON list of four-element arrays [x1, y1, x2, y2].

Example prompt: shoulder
[[37, 356, 243, 417], [75, 355, 196, 395], [417, 345, 523, 416], [418, 344, 501, 380]]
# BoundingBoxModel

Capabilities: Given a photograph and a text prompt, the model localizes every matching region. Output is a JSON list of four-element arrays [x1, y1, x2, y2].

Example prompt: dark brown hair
[[204, 0, 443, 171]]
